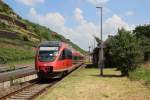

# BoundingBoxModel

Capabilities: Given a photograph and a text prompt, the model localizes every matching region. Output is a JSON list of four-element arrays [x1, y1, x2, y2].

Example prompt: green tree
[[94, 36, 101, 45], [105, 28, 142, 76], [133, 25, 150, 61]]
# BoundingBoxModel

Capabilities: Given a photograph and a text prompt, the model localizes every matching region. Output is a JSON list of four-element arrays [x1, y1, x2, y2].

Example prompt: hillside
[[0, 1, 86, 64], [0, 0, 21, 19]]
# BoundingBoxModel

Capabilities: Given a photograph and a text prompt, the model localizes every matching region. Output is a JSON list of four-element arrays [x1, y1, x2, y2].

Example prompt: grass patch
[[129, 67, 150, 86], [0, 37, 35, 65], [0, 47, 35, 64], [6, 59, 34, 66], [0, 37, 36, 48], [38, 67, 150, 100], [129, 68, 150, 81]]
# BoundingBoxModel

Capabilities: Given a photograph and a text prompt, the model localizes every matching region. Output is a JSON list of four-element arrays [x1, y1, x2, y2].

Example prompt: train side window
[[59, 49, 72, 60], [68, 50, 72, 59], [65, 49, 72, 59], [64, 49, 68, 59], [59, 50, 66, 60]]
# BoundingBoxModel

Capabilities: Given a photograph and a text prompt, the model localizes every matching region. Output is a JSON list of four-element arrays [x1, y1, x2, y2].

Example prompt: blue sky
[[4, 0, 150, 50]]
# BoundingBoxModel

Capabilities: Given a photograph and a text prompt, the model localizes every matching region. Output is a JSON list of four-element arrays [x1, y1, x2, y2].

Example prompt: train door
[[67, 49, 72, 67], [58, 49, 67, 69], [57, 49, 72, 70], [64, 49, 69, 68], [64, 49, 72, 67], [64, 49, 68, 67]]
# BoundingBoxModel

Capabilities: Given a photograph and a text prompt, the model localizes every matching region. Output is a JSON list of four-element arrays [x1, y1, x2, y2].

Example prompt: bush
[[9, 64, 16, 71], [105, 28, 143, 76], [133, 25, 150, 61], [0, 21, 7, 29], [22, 35, 29, 41], [0, 57, 7, 64]]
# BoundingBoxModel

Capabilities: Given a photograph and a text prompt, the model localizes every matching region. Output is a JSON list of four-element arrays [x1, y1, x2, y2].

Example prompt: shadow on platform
[[90, 74, 123, 78], [85, 64, 113, 69], [86, 64, 123, 78], [85, 64, 98, 68]]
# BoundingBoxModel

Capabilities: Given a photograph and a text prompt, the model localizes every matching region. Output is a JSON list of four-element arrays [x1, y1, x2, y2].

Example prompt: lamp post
[[96, 7, 104, 76]]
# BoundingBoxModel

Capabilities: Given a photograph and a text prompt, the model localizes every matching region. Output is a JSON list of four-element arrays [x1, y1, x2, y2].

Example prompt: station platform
[[0, 67, 36, 83], [37, 64, 150, 100]]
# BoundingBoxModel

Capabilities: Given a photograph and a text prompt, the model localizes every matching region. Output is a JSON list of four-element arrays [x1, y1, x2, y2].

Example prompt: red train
[[35, 41, 84, 80]]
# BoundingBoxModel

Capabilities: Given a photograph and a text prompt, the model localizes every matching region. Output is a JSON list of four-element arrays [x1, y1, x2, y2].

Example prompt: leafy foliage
[[105, 28, 142, 75], [133, 25, 150, 61], [133, 25, 150, 38], [0, 1, 21, 19], [94, 36, 101, 46], [22, 35, 29, 41], [0, 21, 7, 29], [24, 20, 52, 41]]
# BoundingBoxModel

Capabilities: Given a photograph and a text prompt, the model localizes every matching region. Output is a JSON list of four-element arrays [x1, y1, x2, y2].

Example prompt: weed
[[9, 64, 16, 71]]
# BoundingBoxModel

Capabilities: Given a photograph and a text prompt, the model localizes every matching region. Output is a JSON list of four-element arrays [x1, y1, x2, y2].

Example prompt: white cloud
[[29, 8, 99, 50], [29, 8, 134, 50], [125, 11, 134, 16], [74, 8, 86, 23], [29, 8, 36, 15], [103, 14, 134, 39], [29, 8, 65, 30], [87, 0, 109, 5], [87, 0, 111, 16], [15, 0, 45, 6]]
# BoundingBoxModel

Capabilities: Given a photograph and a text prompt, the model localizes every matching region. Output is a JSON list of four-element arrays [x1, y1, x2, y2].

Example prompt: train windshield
[[38, 47, 59, 62]]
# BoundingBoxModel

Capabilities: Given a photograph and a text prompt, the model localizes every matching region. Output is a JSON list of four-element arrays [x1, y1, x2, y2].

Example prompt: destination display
[[39, 47, 59, 51]]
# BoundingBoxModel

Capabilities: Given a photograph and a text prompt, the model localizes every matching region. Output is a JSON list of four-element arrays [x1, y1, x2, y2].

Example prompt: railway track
[[0, 63, 84, 100], [0, 79, 58, 100]]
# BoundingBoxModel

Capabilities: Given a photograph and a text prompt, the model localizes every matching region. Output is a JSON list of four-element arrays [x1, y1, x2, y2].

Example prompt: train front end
[[35, 41, 60, 79]]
